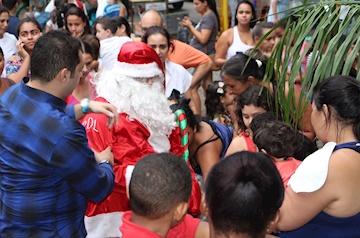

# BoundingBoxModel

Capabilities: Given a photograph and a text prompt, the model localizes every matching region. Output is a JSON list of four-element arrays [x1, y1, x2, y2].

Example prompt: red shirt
[[120, 211, 201, 238]]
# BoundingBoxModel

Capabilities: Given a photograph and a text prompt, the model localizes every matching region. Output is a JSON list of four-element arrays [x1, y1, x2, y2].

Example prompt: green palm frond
[[263, 1, 360, 127]]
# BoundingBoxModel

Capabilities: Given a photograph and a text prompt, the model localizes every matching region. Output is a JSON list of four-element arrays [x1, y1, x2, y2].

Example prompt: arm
[[180, 16, 212, 45], [6, 40, 30, 83], [195, 220, 210, 238], [53, 129, 114, 202], [286, 82, 315, 140], [71, 100, 118, 128], [271, 0, 279, 23], [224, 135, 248, 157], [119, 4, 127, 17], [214, 29, 231, 68]]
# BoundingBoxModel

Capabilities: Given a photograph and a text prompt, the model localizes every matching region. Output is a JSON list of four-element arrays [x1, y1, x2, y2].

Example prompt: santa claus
[[81, 42, 200, 237]]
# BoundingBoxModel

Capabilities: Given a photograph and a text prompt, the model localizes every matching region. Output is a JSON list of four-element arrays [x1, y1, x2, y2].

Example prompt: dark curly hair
[[236, 85, 275, 131]]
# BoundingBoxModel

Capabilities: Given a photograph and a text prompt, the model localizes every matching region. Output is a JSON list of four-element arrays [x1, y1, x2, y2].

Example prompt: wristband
[[98, 160, 111, 167], [80, 98, 90, 114]]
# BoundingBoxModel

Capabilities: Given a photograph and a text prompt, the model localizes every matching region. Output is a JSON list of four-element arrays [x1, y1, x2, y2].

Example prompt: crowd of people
[[0, 0, 360, 237]]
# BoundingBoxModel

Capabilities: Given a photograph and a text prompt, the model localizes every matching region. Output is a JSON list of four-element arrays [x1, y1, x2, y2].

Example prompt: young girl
[[6, 18, 42, 83], [225, 85, 275, 155], [205, 81, 234, 127], [65, 6, 92, 38]]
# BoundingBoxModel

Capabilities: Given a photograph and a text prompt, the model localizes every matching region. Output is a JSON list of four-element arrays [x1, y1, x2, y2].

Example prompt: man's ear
[[267, 210, 280, 234], [260, 148, 268, 154], [58, 68, 69, 84], [105, 29, 112, 36], [173, 202, 188, 222], [254, 36, 260, 44]]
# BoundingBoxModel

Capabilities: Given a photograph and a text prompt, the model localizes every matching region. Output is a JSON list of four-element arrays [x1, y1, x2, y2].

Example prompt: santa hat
[[116, 41, 165, 78]]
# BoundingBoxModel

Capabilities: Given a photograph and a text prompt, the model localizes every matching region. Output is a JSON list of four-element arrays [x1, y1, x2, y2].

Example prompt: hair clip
[[217, 88, 224, 94], [255, 59, 262, 68], [217, 81, 225, 88]]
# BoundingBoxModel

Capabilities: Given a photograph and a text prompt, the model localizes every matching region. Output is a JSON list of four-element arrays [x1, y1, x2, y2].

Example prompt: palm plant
[[264, 1, 360, 127]]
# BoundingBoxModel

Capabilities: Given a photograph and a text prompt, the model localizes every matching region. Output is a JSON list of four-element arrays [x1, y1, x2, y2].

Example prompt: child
[[103, 0, 132, 19], [225, 85, 276, 156], [94, 16, 132, 70], [252, 120, 302, 188], [205, 151, 284, 237], [205, 81, 234, 127], [120, 152, 209, 237]]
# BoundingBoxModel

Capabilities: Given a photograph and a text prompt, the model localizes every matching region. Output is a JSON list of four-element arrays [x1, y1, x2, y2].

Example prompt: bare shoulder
[[7, 55, 21, 62]]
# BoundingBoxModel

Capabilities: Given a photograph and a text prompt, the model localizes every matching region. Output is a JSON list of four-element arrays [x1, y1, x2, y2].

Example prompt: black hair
[[31, 31, 81, 82], [312, 75, 360, 141], [113, 16, 132, 37], [221, 53, 266, 84], [234, 0, 257, 28], [17, 18, 42, 36], [2, 0, 17, 11], [0, 6, 10, 16], [205, 81, 227, 119], [169, 90, 201, 131], [120, 0, 134, 19], [142, 26, 174, 53], [252, 21, 275, 40], [65, 6, 92, 36], [80, 40, 93, 57], [94, 16, 117, 34], [206, 151, 284, 237], [292, 132, 317, 161], [249, 111, 278, 135], [199, 0, 220, 31], [56, 2, 74, 29], [253, 120, 299, 158], [0, 47, 3, 56], [130, 153, 192, 219], [81, 34, 100, 60], [236, 85, 275, 131]]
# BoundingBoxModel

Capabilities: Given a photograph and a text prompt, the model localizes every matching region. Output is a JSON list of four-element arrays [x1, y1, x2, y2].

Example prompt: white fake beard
[[94, 70, 176, 137]]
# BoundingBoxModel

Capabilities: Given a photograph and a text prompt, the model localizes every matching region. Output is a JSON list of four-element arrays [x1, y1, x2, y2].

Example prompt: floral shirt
[[6, 57, 31, 77]]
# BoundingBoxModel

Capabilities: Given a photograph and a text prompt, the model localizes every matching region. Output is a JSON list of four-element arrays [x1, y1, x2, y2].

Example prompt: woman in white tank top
[[214, 0, 255, 68]]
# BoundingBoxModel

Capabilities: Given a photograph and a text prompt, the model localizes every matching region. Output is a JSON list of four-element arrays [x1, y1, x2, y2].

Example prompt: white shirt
[[0, 32, 17, 77], [99, 36, 132, 71], [165, 60, 192, 98]]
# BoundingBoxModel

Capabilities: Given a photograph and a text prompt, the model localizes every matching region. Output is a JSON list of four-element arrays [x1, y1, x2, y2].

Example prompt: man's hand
[[88, 101, 119, 129], [93, 146, 114, 167]]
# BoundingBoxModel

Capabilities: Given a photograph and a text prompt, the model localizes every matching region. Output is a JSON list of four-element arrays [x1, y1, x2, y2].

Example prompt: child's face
[[95, 23, 108, 41], [106, 0, 115, 4], [221, 90, 235, 107], [242, 104, 267, 132]]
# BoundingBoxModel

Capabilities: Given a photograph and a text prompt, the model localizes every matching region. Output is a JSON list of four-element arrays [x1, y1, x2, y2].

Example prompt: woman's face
[[256, 28, 276, 54], [236, 3, 253, 26], [193, 0, 207, 14], [222, 74, 252, 98], [242, 104, 267, 131], [67, 15, 86, 38], [0, 12, 9, 37], [19, 22, 41, 52], [80, 52, 93, 80], [147, 33, 169, 64]]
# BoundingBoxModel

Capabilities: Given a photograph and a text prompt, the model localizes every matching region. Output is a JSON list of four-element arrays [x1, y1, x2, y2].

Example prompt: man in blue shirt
[[0, 31, 115, 237]]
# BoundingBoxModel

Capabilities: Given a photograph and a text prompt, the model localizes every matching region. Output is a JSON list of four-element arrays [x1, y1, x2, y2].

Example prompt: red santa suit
[[81, 42, 200, 237]]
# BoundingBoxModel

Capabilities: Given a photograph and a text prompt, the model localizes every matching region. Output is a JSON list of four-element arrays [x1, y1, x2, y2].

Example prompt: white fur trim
[[147, 127, 171, 153], [85, 212, 123, 238], [114, 61, 163, 78]]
